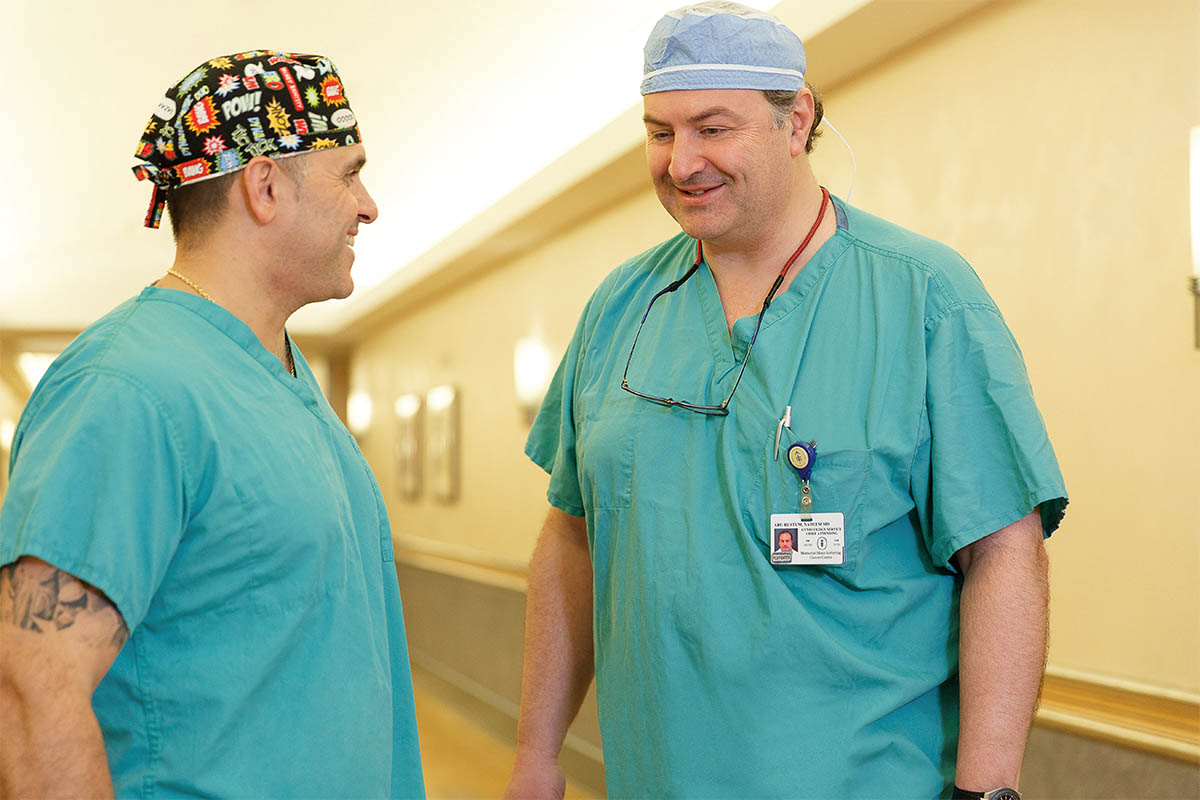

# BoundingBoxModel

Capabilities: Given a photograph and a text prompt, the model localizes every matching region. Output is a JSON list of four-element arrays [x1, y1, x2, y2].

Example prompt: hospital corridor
[[1, 0, 1198, 798], [413, 679, 595, 799]]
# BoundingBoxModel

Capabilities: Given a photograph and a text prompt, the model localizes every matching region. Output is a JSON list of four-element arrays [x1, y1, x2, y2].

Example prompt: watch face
[[986, 790, 1021, 800]]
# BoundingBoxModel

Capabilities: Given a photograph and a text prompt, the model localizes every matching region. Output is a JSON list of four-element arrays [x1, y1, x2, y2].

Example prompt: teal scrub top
[[527, 198, 1067, 798], [0, 288, 425, 799]]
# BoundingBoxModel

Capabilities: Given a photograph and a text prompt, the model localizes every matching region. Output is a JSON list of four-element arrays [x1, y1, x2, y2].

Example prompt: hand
[[503, 753, 565, 800]]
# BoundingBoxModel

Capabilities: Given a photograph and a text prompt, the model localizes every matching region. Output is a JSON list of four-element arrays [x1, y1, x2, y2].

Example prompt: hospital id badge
[[769, 513, 846, 566]]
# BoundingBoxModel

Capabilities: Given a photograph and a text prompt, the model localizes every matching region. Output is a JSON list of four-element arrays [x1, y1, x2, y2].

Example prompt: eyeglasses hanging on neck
[[619, 187, 830, 416]]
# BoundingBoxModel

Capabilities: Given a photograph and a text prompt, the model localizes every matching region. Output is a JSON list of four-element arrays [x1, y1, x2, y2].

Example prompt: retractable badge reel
[[786, 441, 817, 515], [771, 438, 845, 566]]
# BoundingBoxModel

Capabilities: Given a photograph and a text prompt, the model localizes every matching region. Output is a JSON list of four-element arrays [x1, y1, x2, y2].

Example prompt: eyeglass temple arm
[[622, 262, 701, 385]]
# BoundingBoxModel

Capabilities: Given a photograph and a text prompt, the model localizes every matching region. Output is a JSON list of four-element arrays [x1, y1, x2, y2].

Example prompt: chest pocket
[[161, 415, 362, 622], [749, 426, 872, 571], [575, 378, 645, 512]]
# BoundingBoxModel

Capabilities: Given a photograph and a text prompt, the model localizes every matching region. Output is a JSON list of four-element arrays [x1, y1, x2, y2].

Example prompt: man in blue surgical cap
[[506, 3, 1066, 798]]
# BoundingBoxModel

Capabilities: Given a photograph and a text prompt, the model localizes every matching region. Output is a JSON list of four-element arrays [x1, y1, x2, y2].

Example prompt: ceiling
[[2, 0, 751, 334], [10, 0, 991, 340], [0, 0, 1004, 412]]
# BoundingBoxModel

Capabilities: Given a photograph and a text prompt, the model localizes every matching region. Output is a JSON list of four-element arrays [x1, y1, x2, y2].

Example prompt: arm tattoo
[[0, 561, 130, 649]]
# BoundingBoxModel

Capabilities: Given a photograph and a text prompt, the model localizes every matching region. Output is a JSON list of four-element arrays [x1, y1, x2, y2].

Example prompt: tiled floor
[[414, 686, 594, 800]]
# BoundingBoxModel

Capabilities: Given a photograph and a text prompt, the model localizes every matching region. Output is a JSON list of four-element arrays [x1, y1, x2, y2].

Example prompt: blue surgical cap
[[641, 1, 807, 95]]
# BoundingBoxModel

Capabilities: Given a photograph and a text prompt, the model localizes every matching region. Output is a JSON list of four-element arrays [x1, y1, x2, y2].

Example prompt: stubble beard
[[658, 180, 734, 243]]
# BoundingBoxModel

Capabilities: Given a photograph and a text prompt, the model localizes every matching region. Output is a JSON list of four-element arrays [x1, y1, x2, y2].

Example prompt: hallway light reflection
[[514, 337, 551, 424], [17, 352, 57, 392], [347, 390, 374, 437]]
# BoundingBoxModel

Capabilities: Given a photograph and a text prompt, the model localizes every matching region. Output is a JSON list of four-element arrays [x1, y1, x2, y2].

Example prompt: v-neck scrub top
[[526, 198, 1067, 798], [0, 288, 425, 799]]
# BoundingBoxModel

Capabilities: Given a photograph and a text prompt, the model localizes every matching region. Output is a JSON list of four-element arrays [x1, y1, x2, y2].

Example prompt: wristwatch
[[951, 787, 1021, 800]]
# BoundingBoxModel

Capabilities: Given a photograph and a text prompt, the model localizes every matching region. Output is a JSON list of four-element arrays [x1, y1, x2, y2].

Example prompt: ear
[[239, 155, 289, 226], [788, 89, 816, 158]]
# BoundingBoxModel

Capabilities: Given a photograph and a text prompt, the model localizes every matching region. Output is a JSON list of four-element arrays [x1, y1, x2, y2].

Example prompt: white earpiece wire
[[820, 116, 856, 202]]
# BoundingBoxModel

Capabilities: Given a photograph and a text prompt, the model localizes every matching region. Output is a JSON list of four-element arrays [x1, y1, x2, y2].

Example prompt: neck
[[707, 181, 830, 272], [164, 246, 296, 372], [704, 180, 836, 329]]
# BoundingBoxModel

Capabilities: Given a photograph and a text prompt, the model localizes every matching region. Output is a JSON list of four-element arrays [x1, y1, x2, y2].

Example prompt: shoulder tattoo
[[0, 560, 130, 649]]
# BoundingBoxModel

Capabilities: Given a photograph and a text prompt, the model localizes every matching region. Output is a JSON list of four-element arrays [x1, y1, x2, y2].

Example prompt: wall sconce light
[[514, 336, 552, 424], [0, 418, 11, 497], [426, 385, 459, 502], [16, 352, 58, 393], [393, 393, 422, 500], [0, 418, 14, 452], [346, 390, 374, 437]]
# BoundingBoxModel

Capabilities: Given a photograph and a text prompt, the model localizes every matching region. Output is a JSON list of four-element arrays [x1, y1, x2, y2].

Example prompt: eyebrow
[[643, 107, 741, 126], [346, 154, 367, 172]]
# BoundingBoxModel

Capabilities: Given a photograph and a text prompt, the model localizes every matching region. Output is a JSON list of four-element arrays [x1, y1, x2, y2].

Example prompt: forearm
[[955, 516, 1049, 790], [0, 689, 115, 798], [513, 509, 595, 762]]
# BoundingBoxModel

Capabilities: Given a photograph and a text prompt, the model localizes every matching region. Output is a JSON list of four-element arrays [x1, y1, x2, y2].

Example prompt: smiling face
[[278, 144, 378, 303], [643, 89, 799, 250]]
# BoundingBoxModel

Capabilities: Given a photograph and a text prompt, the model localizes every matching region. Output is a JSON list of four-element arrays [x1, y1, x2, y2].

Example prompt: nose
[[667, 134, 705, 183], [356, 180, 379, 224]]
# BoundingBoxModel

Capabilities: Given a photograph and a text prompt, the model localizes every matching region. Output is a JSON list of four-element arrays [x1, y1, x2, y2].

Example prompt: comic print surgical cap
[[132, 50, 362, 229]]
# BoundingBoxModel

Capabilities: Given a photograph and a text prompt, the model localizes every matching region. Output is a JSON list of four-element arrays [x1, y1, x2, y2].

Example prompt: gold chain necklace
[[167, 268, 211, 300], [164, 269, 295, 377]]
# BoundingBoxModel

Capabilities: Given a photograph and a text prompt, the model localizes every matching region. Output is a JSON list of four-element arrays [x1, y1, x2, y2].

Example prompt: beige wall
[[802, 0, 1200, 693], [353, 0, 1199, 698], [354, 190, 677, 566]]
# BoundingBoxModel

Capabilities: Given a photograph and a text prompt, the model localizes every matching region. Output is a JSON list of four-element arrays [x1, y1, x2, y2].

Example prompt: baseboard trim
[[394, 556, 1200, 765], [1037, 666, 1200, 763]]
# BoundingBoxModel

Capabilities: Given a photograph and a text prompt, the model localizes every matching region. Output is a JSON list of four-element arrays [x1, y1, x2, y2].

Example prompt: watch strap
[[952, 787, 1021, 800]]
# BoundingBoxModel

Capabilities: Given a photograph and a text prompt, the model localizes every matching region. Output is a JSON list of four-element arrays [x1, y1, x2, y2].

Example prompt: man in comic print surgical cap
[[0, 51, 426, 798]]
